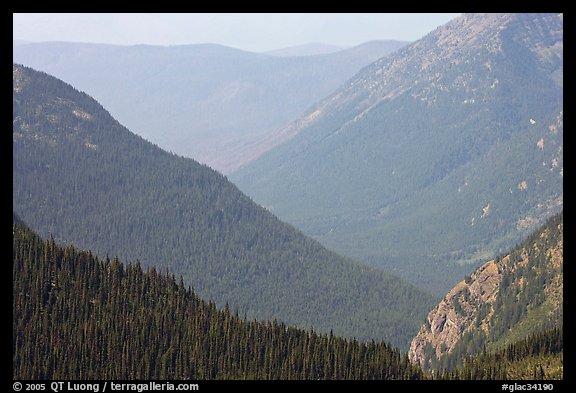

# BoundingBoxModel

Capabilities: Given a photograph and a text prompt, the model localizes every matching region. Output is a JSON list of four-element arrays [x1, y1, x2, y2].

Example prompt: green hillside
[[12, 64, 435, 349], [441, 328, 562, 380], [13, 218, 424, 380], [230, 13, 563, 295]]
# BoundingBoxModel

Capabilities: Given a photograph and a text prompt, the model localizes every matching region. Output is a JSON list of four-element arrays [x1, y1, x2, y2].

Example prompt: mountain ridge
[[230, 13, 563, 295], [13, 218, 424, 380], [264, 42, 349, 56], [13, 39, 408, 173], [13, 63, 435, 349]]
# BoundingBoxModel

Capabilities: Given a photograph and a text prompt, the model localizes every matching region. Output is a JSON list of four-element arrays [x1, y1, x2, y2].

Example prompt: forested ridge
[[13, 218, 424, 380], [13, 64, 435, 349], [13, 217, 561, 380], [12, 13, 564, 382], [440, 328, 563, 380]]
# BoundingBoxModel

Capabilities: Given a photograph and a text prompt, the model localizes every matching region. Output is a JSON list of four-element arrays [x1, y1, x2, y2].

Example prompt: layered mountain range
[[231, 13, 563, 294], [12, 64, 434, 349], [12, 39, 407, 173], [12, 12, 563, 381]]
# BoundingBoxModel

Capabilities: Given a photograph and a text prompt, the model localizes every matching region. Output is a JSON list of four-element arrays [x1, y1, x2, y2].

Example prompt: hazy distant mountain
[[231, 13, 563, 295], [264, 43, 350, 56], [13, 40, 407, 173], [13, 64, 435, 349]]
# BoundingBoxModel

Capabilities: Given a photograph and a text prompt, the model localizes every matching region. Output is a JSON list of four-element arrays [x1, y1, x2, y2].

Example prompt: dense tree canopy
[[441, 328, 563, 380], [13, 64, 435, 349], [13, 219, 424, 380]]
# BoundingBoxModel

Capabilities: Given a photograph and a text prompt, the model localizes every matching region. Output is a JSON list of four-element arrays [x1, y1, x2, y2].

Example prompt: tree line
[[440, 327, 563, 380], [13, 219, 424, 380]]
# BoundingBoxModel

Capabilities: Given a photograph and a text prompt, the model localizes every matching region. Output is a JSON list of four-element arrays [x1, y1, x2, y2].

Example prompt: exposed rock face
[[408, 259, 503, 367], [408, 217, 563, 369]]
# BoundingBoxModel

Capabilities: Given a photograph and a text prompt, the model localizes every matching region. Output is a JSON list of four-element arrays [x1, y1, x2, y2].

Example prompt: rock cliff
[[409, 214, 563, 369]]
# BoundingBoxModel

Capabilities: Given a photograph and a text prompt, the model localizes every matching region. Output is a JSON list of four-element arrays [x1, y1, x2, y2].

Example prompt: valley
[[13, 13, 562, 382], [230, 13, 563, 295], [13, 64, 434, 350], [13, 39, 408, 173], [13, 217, 424, 380]]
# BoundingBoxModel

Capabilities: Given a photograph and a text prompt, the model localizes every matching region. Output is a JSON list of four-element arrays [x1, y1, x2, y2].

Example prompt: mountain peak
[[341, 13, 563, 115], [13, 64, 107, 150], [231, 12, 563, 294]]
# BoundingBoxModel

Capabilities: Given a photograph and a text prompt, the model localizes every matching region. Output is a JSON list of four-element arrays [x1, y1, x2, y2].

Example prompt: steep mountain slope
[[12, 64, 434, 349], [12, 40, 407, 173], [13, 218, 424, 380], [408, 213, 562, 372], [231, 13, 563, 294]]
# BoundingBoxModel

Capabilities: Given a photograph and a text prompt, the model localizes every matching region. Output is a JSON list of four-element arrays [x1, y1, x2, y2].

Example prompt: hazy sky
[[13, 13, 461, 52]]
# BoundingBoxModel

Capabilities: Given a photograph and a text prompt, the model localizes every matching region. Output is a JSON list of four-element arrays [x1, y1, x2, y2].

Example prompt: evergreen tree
[[13, 219, 425, 380]]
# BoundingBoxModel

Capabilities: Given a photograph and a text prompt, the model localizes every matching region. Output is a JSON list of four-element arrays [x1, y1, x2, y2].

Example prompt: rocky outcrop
[[408, 216, 563, 369], [408, 259, 503, 367]]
